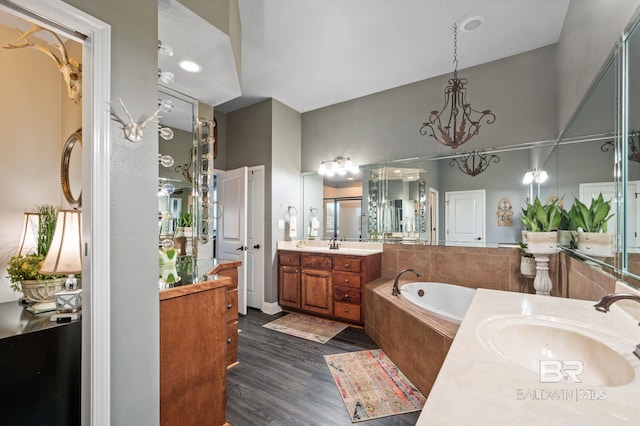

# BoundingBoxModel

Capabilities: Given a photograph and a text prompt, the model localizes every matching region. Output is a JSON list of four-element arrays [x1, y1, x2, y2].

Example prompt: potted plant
[[521, 198, 561, 254], [569, 193, 614, 258], [558, 203, 578, 248], [6, 205, 64, 312], [176, 212, 193, 236]]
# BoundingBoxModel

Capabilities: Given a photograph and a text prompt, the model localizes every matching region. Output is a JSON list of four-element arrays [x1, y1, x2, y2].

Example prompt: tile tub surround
[[416, 289, 640, 425], [365, 279, 457, 397], [381, 243, 561, 296]]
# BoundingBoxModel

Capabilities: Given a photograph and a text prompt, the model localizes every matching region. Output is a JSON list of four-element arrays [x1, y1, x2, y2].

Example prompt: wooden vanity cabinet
[[160, 278, 230, 426], [212, 262, 241, 369], [278, 250, 381, 325]]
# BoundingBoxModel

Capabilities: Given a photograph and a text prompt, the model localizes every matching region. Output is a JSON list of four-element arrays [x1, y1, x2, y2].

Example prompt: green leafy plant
[[569, 193, 613, 233], [521, 198, 561, 232], [519, 241, 533, 258], [6, 205, 59, 291], [177, 212, 193, 228]]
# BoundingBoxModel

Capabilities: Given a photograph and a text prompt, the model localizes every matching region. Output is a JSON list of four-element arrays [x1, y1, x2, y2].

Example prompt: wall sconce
[[318, 157, 359, 177], [39, 210, 83, 320], [158, 68, 175, 85], [522, 170, 548, 184], [158, 40, 173, 56]]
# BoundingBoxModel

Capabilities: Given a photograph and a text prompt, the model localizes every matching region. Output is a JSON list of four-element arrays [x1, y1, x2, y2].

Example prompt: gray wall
[[301, 45, 558, 172], [557, 0, 640, 131], [61, 0, 160, 423], [226, 99, 302, 304]]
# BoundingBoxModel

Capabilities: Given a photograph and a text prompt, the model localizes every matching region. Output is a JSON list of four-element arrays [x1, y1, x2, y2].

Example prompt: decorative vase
[[577, 232, 614, 260], [20, 278, 66, 313]]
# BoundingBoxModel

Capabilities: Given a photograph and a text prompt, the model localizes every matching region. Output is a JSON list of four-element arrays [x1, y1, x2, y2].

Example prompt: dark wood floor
[[226, 308, 421, 426]]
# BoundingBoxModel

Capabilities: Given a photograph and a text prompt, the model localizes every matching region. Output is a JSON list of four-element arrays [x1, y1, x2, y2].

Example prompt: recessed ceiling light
[[179, 60, 201, 73], [460, 16, 485, 32], [394, 169, 402, 174]]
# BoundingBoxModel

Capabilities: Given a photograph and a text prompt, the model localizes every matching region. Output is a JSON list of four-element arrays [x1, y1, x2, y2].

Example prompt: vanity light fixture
[[449, 150, 500, 177], [158, 68, 175, 85], [179, 60, 201, 73], [420, 23, 495, 149], [158, 40, 173, 56], [159, 126, 174, 140], [158, 98, 174, 113], [318, 157, 359, 177], [158, 154, 174, 168], [522, 170, 547, 185]]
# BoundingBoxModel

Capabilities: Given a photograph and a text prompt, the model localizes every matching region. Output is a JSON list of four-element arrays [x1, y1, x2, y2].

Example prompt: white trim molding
[[262, 301, 283, 315], [6, 1, 112, 425]]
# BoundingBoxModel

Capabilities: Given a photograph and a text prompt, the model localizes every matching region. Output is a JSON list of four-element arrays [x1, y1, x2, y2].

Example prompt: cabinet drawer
[[333, 271, 361, 288], [301, 254, 333, 270], [226, 288, 238, 322], [279, 253, 300, 266], [333, 257, 362, 273], [226, 320, 238, 367], [333, 286, 361, 303], [334, 301, 361, 322]]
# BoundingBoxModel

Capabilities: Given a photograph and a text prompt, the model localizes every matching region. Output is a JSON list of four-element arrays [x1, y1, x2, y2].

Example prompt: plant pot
[[525, 231, 558, 255], [577, 232, 613, 259], [520, 256, 536, 278], [558, 230, 577, 247], [21, 278, 66, 313]]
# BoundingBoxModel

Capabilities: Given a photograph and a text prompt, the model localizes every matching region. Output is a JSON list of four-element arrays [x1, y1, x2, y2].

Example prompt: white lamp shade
[[40, 210, 82, 275], [522, 171, 534, 185], [16, 212, 40, 256]]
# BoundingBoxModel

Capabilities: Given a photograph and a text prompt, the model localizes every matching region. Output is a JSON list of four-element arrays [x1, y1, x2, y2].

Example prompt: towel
[[289, 215, 297, 238], [310, 217, 319, 237]]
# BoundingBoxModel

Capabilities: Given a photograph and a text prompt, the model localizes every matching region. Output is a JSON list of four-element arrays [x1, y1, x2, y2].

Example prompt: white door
[[246, 166, 265, 310], [216, 167, 248, 315], [445, 189, 486, 244]]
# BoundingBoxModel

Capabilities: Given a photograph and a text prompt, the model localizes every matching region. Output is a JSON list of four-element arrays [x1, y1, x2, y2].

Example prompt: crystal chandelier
[[420, 24, 496, 149]]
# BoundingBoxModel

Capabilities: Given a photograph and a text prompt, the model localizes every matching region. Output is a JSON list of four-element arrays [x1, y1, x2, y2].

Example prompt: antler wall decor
[[117, 98, 161, 142], [4, 23, 82, 104]]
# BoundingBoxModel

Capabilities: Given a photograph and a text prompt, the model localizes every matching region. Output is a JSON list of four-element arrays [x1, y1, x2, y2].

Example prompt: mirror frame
[[61, 129, 82, 209]]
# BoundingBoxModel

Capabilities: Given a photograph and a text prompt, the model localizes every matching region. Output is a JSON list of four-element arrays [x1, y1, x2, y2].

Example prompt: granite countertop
[[416, 289, 640, 425], [277, 240, 382, 256]]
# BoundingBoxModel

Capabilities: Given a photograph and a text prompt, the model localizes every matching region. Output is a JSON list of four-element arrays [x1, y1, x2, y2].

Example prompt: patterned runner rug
[[324, 349, 426, 422], [262, 313, 348, 344]]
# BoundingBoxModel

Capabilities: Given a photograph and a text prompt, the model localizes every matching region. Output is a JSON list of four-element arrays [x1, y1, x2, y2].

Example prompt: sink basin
[[477, 316, 636, 387]]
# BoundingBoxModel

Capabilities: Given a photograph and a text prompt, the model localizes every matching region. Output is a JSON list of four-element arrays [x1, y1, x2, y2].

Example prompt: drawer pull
[[344, 279, 349, 283], [344, 293, 350, 299], [344, 263, 349, 268], [227, 338, 232, 344], [227, 304, 232, 310], [344, 308, 350, 313]]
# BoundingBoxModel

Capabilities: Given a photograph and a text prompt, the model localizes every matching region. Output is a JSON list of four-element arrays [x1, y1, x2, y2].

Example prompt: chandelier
[[420, 24, 496, 149], [318, 157, 359, 177], [449, 150, 500, 176], [601, 131, 640, 163]]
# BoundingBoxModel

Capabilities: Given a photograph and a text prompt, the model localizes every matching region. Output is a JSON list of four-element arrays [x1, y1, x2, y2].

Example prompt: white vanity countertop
[[277, 240, 383, 256], [416, 289, 640, 425]]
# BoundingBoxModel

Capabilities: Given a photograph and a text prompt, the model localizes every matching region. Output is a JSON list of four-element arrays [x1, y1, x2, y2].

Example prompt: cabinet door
[[279, 265, 301, 308], [301, 268, 333, 315]]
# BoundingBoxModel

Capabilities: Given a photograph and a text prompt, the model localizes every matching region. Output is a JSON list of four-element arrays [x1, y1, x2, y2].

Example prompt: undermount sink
[[477, 315, 637, 387]]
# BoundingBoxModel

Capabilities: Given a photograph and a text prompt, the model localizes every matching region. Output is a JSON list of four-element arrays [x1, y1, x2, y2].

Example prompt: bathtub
[[399, 282, 476, 324]]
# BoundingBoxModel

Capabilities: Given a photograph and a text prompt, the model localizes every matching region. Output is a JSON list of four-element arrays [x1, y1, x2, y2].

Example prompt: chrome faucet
[[392, 268, 421, 296], [594, 293, 640, 360], [328, 238, 340, 250]]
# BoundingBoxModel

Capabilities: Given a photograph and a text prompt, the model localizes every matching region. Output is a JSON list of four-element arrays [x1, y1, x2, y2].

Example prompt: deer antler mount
[[118, 98, 161, 142], [4, 23, 82, 104]]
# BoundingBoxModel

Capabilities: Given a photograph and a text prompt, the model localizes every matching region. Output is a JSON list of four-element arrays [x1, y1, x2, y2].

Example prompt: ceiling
[[217, 0, 571, 114]]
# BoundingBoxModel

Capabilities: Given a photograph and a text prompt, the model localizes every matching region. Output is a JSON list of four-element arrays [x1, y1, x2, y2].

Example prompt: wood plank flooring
[[226, 309, 421, 426]]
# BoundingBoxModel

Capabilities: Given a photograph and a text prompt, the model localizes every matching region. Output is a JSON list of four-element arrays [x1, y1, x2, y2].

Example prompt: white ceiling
[[217, 0, 570, 113]]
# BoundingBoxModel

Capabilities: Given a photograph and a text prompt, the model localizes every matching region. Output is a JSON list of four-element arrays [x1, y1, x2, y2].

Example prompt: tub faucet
[[392, 268, 421, 296], [594, 293, 640, 360]]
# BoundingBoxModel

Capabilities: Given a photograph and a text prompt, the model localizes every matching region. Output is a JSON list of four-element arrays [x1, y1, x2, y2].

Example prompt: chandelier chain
[[453, 24, 458, 76]]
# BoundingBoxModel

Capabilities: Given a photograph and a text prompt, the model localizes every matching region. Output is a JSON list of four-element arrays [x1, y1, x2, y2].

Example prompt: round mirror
[[61, 129, 82, 209]]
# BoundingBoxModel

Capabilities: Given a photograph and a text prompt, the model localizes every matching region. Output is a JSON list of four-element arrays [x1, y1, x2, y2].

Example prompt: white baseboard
[[262, 302, 282, 315]]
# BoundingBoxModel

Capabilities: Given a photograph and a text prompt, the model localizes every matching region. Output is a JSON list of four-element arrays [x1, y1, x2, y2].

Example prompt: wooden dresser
[[278, 250, 382, 325], [160, 268, 238, 426]]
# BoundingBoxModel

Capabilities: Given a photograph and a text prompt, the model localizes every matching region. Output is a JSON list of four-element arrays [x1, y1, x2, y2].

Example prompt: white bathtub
[[399, 282, 476, 324]]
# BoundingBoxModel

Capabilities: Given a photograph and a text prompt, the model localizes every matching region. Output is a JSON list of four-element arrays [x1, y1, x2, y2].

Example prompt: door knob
[[475, 237, 481, 241], [254, 244, 260, 249]]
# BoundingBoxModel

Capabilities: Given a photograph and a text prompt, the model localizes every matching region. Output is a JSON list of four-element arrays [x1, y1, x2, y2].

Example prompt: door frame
[[247, 165, 265, 310], [8, 0, 112, 424]]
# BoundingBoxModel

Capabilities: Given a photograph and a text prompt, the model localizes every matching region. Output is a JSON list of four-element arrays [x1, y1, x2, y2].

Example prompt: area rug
[[262, 313, 347, 344], [324, 349, 426, 422]]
